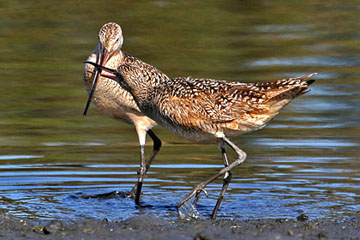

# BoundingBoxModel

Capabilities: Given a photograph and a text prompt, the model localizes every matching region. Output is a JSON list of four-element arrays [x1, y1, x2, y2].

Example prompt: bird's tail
[[262, 73, 317, 101]]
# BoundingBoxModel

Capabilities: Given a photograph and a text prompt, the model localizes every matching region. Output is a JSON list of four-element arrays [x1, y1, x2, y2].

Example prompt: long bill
[[83, 61, 118, 80], [83, 47, 111, 116]]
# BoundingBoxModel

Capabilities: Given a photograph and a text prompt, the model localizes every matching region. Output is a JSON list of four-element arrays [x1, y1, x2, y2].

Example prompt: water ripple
[[246, 56, 360, 67], [0, 155, 44, 160]]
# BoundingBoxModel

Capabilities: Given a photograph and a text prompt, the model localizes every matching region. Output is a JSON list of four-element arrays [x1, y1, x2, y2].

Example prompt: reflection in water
[[0, 0, 359, 220], [252, 138, 357, 147], [247, 56, 360, 67]]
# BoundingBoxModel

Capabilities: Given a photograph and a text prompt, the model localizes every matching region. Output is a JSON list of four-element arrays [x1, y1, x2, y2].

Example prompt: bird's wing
[[156, 79, 264, 128]]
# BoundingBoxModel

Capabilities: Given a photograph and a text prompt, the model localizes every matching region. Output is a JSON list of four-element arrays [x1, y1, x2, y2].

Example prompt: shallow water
[[0, 1, 359, 220]]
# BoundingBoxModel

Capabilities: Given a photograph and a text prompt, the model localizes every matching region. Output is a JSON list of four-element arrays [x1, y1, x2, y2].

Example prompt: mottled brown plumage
[[86, 60, 316, 219], [104, 64, 315, 141]]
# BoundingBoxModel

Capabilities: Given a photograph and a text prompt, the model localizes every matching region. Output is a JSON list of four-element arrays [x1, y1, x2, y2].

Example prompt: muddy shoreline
[[1, 213, 359, 240]]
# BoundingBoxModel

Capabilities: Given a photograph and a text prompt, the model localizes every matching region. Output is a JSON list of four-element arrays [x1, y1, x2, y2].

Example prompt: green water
[[0, 0, 359, 220]]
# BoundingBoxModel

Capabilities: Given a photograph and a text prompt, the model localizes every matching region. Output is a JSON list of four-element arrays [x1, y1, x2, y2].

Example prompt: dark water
[[0, 1, 359, 220]]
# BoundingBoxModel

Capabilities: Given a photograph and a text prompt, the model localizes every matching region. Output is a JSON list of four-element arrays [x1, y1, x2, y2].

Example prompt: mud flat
[[0, 213, 359, 240]]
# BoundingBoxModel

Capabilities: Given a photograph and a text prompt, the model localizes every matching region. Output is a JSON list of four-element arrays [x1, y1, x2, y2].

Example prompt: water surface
[[0, 0, 359, 220]]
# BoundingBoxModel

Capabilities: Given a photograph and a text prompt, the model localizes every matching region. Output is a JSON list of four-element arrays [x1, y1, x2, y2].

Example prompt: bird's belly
[[91, 81, 156, 128], [168, 125, 215, 142], [147, 113, 216, 142], [148, 108, 269, 142]]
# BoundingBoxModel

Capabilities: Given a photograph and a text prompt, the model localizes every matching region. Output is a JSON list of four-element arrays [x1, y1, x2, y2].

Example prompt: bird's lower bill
[[82, 49, 110, 116]]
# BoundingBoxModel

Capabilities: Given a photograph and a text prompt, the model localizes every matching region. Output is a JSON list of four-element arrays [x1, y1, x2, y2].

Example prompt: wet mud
[[1, 213, 359, 240]]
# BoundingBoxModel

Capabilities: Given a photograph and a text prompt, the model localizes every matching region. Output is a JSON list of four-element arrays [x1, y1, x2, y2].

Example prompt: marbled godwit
[[83, 22, 169, 204], [85, 62, 316, 219]]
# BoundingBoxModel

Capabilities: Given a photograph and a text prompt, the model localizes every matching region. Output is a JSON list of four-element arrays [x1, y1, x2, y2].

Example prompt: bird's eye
[[116, 38, 119, 42]]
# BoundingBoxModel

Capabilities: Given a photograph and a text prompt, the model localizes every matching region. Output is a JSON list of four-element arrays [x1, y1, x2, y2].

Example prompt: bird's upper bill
[[99, 47, 110, 66], [84, 61, 118, 80]]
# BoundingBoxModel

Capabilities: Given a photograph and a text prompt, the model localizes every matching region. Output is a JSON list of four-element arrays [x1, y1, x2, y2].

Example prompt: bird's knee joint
[[235, 152, 247, 165], [137, 167, 145, 176], [224, 171, 232, 182]]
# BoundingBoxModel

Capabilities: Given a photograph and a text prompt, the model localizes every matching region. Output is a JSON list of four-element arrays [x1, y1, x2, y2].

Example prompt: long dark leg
[[134, 144, 146, 205], [177, 136, 246, 219], [211, 140, 232, 219], [193, 141, 229, 206], [131, 129, 162, 202], [145, 129, 162, 171], [83, 130, 161, 202]]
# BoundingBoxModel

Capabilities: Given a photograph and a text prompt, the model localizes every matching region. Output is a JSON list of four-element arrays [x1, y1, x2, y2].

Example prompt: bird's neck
[[119, 65, 168, 109]]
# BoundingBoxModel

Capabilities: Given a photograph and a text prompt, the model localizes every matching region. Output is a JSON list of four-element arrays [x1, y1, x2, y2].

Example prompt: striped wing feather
[[157, 79, 267, 128], [115, 64, 316, 133], [157, 74, 316, 131]]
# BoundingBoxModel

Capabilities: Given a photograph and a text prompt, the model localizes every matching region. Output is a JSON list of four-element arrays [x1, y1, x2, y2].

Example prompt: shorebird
[[83, 22, 169, 204], [85, 61, 316, 219]]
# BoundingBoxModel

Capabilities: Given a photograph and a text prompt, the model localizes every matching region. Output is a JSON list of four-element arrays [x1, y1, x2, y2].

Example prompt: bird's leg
[[145, 130, 162, 171], [134, 144, 146, 205], [211, 139, 232, 219], [130, 130, 161, 201], [126, 128, 147, 205], [177, 136, 246, 219], [193, 141, 229, 206]]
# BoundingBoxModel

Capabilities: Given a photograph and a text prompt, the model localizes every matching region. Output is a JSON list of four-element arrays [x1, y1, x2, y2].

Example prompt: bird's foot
[[193, 188, 208, 206], [177, 202, 201, 220], [177, 185, 208, 219], [128, 187, 137, 199], [128, 183, 143, 200]]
